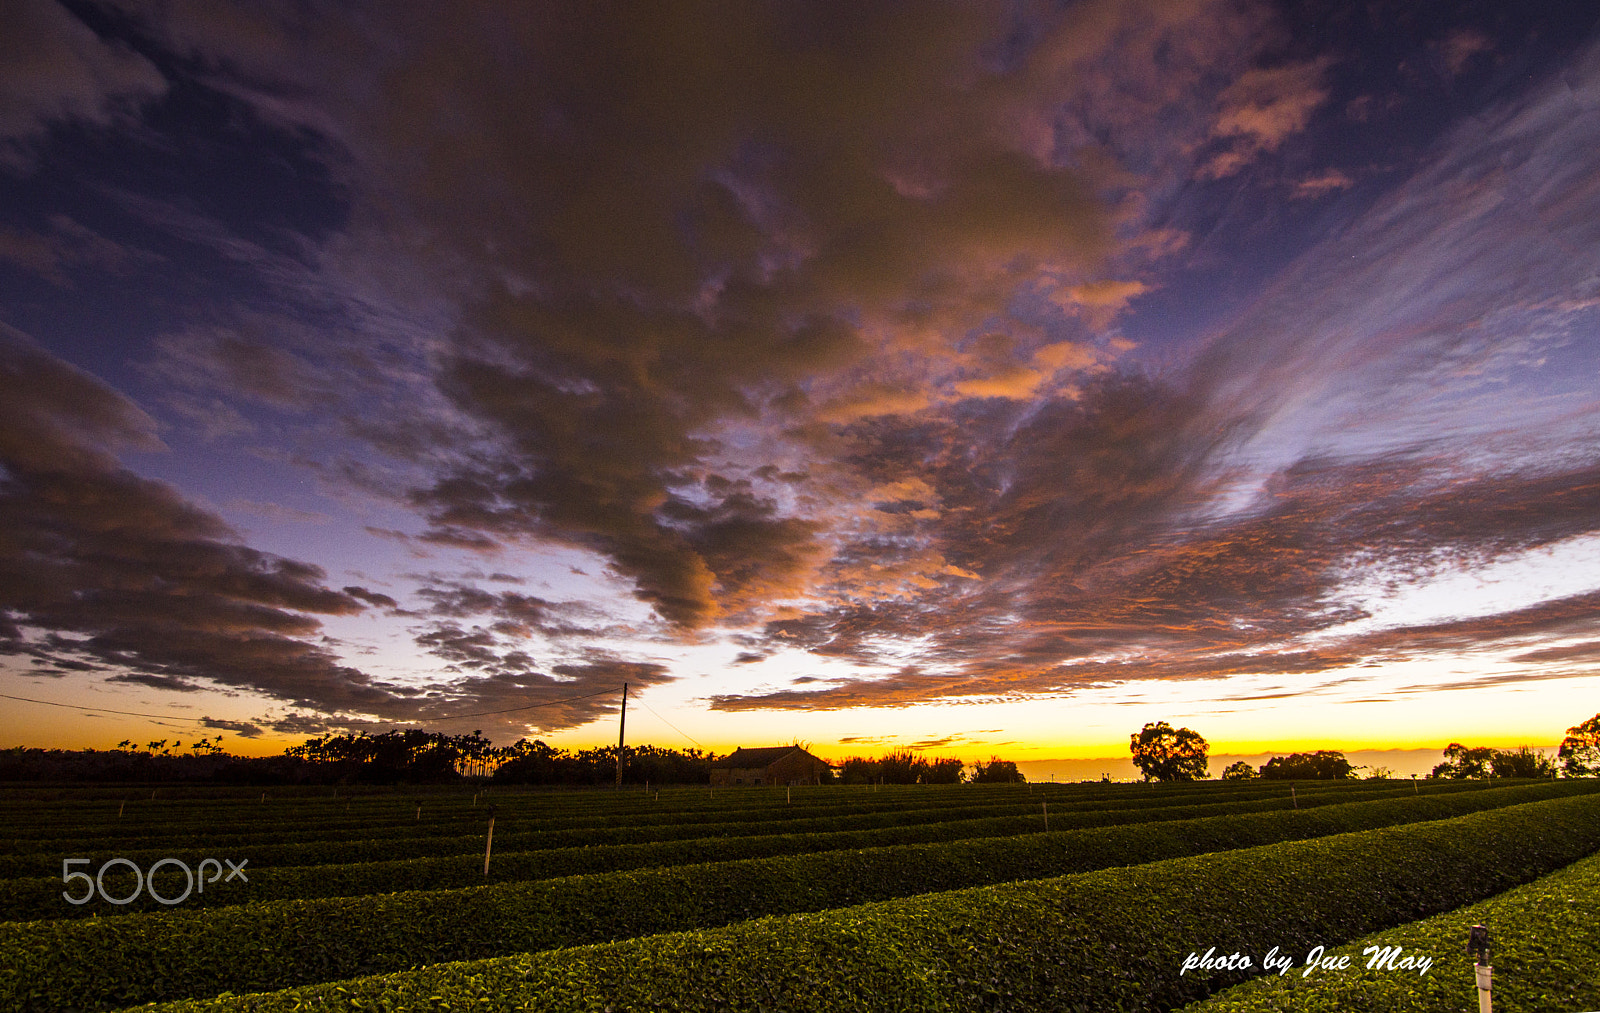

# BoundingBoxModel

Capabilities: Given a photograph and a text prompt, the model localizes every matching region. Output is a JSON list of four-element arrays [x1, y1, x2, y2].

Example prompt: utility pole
[[616, 682, 628, 788]]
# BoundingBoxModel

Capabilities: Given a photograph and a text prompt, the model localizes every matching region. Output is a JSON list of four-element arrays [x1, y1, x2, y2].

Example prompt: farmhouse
[[710, 745, 831, 786]]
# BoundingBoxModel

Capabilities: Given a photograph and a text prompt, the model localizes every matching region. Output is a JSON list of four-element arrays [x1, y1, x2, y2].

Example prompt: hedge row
[[0, 783, 1384, 881], [0, 780, 1451, 857], [0, 782, 1482, 908], [0, 791, 1031, 851], [103, 790, 1600, 1013], [0, 780, 1581, 922], [0, 795, 1167, 869], [0, 792, 1173, 857], [1177, 849, 1600, 1012], [3, 785, 1593, 1009], [0, 783, 1342, 857], [3, 774, 1484, 864]]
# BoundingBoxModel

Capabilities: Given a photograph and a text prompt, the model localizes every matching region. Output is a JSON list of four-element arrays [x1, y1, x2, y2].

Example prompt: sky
[[2, 0, 1599, 773]]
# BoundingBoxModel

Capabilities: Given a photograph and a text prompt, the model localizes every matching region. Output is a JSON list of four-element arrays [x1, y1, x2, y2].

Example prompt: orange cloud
[[1201, 59, 1332, 179]]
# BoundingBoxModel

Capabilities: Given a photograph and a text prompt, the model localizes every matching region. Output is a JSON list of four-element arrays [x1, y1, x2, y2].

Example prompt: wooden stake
[[416, 803, 421, 821], [787, 786, 791, 804], [118, 800, 125, 817], [1291, 785, 1297, 809], [1043, 800, 1048, 831], [483, 806, 496, 876]]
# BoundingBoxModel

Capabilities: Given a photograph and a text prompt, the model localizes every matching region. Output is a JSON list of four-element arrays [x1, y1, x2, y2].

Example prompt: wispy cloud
[[0, 0, 166, 167]]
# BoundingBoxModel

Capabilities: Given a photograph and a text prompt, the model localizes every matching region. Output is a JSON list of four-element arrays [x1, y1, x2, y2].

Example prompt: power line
[[0, 692, 216, 724], [1, 685, 620, 726], [422, 686, 621, 720], [636, 698, 704, 749]]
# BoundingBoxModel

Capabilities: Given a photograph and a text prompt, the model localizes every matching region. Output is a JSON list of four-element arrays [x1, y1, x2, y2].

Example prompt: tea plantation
[[0, 777, 1595, 1012]]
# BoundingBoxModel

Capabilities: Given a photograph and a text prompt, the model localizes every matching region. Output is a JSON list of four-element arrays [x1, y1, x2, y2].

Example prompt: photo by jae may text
[[1180, 943, 1434, 978]]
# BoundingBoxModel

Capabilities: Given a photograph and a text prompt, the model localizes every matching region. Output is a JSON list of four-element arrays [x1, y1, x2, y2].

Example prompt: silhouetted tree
[[1259, 750, 1354, 780], [836, 756, 880, 785], [923, 757, 966, 783], [1430, 743, 1494, 779], [1488, 745, 1556, 779], [490, 740, 712, 785], [970, 757, 1024, 783], [1221, 760, 1256, 780], [876, 749, 923, 784], [285, 729, 478, 783], [1129, 722, 1208, 782], [1558, 714, 1600, 777]]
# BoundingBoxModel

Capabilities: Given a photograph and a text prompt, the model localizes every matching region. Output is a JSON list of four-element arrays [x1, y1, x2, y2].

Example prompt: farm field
[[1177, 847, 1600, 1013], [0, 778, 1596, 1012]]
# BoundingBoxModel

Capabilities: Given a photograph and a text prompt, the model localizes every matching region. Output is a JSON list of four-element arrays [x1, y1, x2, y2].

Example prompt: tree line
[[5, 712, 1593, 784], [1130, 713, 1600, 782], [832, 750, 1023, 784], [0, 732, 1031, 786]]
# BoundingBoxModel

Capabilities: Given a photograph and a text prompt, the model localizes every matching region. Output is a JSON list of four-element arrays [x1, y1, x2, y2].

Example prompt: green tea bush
[[1176, 850, 1600, 1012], [0, 781, 1512, 918], [1, 784, 1591, 1010], [112, 791, 1600, 1013]]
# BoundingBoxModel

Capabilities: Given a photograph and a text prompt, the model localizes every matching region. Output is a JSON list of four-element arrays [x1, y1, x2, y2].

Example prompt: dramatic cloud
[[713, 452, 1600, 711], [7, 2, 1598, 743], [200, 716, 264, 738], [712, 36, 1600, 711], [0, 331, 653, 736], [120, 0, 1307, 633], [0, 0, 166, 166], [0, 329, 383, 706]]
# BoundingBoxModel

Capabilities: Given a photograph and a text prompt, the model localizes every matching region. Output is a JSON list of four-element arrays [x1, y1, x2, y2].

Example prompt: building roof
[[716, 745, 819, 768]]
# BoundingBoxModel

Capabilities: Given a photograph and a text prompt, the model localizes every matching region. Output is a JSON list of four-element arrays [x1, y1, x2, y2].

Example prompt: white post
[[483, 806, 496, 876], [1469, 923, 1491, 1013]]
